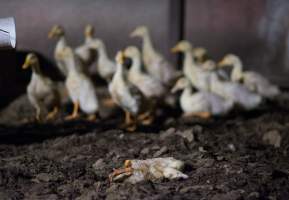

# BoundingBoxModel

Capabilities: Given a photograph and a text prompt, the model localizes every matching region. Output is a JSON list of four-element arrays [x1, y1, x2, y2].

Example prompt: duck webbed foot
[[183, 111, 211, 119], [126, 123, 137, 132], [86, 112, 101, 121], [138, 111, 154, 125]]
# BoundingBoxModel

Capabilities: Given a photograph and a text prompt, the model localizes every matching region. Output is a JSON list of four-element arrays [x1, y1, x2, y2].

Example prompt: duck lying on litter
[[172, 77, 234, 118], [171, 40, 211, 91], [130, 25, 177, 86], [218, 54, 280, 98], [75, 24, 97, 67], [205, 61, 262, 110], [109, 51, 153, 131], [123, 46, 166, 99], [109, 157, 188, 184], [22, 53, 60, 121], [58, 46, 99, 120], [86, 38, 116, 81], [48, 25, 69, 77]]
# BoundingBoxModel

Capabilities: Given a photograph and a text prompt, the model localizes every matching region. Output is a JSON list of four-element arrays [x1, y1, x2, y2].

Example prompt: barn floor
[[0, 92, 289, 200]]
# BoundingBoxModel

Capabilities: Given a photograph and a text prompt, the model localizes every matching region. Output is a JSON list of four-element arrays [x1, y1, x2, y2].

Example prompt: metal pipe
[[0, 17, 16, 49]]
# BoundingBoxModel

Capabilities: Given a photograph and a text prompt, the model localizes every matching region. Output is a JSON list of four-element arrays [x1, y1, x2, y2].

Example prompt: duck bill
[[48, 31, 54, 39], [217, 59, 226, 68], [22, 60, 30, 70], [117, 51, 125, 65], [171, 46, 179, 54], [120, 52, 126, 64], [171, 85, 179, 93], [130, 30, 139, 38]]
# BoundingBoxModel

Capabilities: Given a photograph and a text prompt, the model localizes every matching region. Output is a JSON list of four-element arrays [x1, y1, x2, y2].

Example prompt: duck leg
[[109, 166, 133, 182], [46, 106, 59, 120], [35, 107, 41, 122], [65, 101, 79, 120], [124, 111, 133, 125], [125, 111, 137, 132], [109, 160, 133, 182]]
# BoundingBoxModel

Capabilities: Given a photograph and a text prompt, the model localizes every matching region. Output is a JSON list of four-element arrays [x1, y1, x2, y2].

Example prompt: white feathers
[[110, 157, 188, 184], [61, 47, 99, 115]]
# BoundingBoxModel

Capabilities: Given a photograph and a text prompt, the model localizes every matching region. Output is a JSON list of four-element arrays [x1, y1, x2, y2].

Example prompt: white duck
[[218, 54, 280, 98], [75, 24, 97, 67], [86, 38, 116, 81], [130, 26, 177, 86], [22, 53, 60, 121], [204, 61, 262, 110], [48, 25, 69, 77], [123, 46, 166, 99], [109, 158, 188, 183], [58, 46, 99, 120], [109, 51, 153, 131], [171, 77, 234, 118], [171, 41, 212, 91]]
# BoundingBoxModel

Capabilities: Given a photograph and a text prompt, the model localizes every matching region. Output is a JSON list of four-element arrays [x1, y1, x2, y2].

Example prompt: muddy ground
[[0, 92, 289, 200]]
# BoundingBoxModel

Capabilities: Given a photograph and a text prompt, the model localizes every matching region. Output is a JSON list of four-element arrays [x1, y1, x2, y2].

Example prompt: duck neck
[[183, 85, 192, 96], [180, 85, 192, 102], [130, 55, 142, 73], [115, 63, 126, 81], [31, 61, 42, 75], [65, 54, 78, 74], [56, 36, 67, 51], [183, 49, 195, 74], [142, 33, 156, 56], [184, 50, 194, 67], [97, 44, 109, 61], [85, 35, 93, 43], [231, 60, 243, 82]]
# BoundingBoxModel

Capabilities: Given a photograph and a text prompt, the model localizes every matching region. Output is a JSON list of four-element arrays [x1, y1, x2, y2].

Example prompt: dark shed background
[[0, 0, 288, 108]]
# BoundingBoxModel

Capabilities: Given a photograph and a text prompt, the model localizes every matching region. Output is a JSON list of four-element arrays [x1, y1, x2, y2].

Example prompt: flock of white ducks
[[23, 25, 281, 131]]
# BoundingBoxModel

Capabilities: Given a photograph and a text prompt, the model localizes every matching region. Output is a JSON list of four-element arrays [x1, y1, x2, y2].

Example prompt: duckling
[[75, 24, 97, 67], [58, 46, 99, 120], [123, 46, 166, 99], [205, 61, 262, 110], [109, 51, 153, 131], [218, 54, 280, 98], [48, 25, 69, 76], [171, 77, 233, 118], [22, 53, 60, 121], [86, 38, 116, 81], [130, 26, 177, 86], [171, 40, 211, 91], [109, 157, 188, 184]]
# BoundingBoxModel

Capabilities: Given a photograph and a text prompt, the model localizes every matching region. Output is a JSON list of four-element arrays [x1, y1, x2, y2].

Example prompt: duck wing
[[78, 74, 99, 114], [244, 71, 280, 98]]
